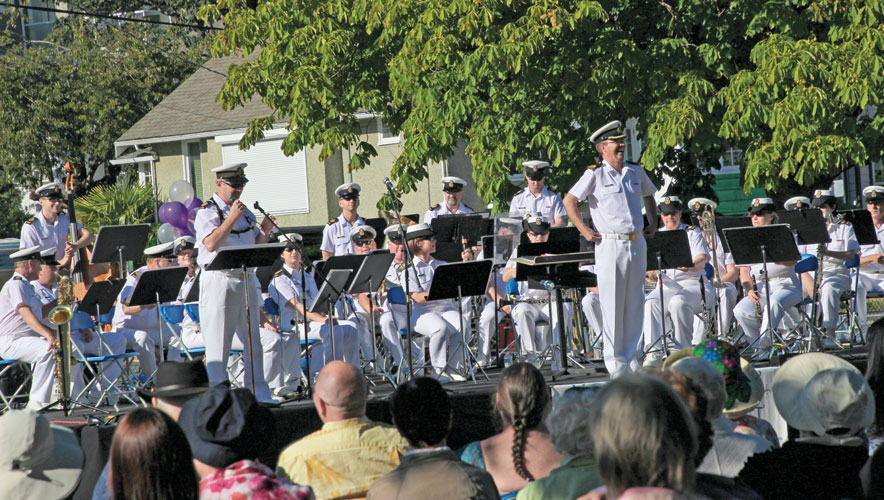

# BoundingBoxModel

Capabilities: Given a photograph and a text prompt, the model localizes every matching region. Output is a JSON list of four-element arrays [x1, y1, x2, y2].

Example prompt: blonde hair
[[590, 374, 698, 495]]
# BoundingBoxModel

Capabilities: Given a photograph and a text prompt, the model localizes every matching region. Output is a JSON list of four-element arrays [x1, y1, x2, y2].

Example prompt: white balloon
[[169, 180, 195, 204], [157, 223, 178, 243]]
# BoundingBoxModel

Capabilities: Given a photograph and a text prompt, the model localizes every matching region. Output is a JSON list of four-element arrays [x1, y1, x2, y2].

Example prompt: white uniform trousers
[[476, 300, 498, 363], [115, 322, 181, 377], [198, 269, 270, 399], [409, 307, 465, 372], [70, 330, 127, 402], [350, 311, 378, 364], [644, 281, 711, 358], [378, 305, 425, 368], [511, 300, 573, 363], [857, 272, 884, 333], [300, 319, 360, 377], [691, 282, 737, 344], [733, 276, 802, 348], [596, 238, 647, 377], [0, 333, 56, 404], [581, 292, 604, 343], [816, 271, 852, 330]]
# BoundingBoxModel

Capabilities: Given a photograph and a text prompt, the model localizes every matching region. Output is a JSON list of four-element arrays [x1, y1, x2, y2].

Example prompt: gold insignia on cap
[[534, 217, 542, 225], [664, 197, 671, 204], [693, 202, 700, 209], [359, 229, 365, 237], [752, 199, 760, 207], [872, 192, 880, 199], [448, 181, 455, 188], [348, 186, 355, 193], [797, 200, 804, 208], [815, 191, 822, 198]]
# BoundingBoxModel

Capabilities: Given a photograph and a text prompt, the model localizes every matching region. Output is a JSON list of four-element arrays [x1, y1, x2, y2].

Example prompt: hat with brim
[[863, 185, 884, 203], [441, 176, 466, 193], [281, 233, 303, 250], [784, 196, 811, 211], [177, 384, 274, 468], [35, 183, 64, 199], [212, 163, 248, 184], [590, 120, 625, 143], [0, 410, 84, 500], [349, 225, 377, 243], [335, 183, 361, 199], [523, 160, 550, 181], [772, 352, 874, 436], [173, 236, 196, 256], [747, 198, 776, 214], [39, 248, 59, 266], [11, 246, 43, 263], [521, 212, 550, 235], [136, 360, 210, 401], [384, 224, 406, 243], [811, 189, 836, 208], [405, 222, 435, 241], [723, 358, 764, 418], [687, 197, 717, 214], [663, 339, 754, 414], [658, 196, 683, 215], [144, 241, 175, 259]]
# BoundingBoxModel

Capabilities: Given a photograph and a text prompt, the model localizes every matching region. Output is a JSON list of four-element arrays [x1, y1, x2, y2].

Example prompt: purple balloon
[[180, 226, 194, 237], [159, 202, 188, 228], [184, 196, 202, 212], [187, 207, 199, 222]]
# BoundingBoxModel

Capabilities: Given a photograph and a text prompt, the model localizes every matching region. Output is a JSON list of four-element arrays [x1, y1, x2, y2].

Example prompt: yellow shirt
[[276, 416, 410, 500]]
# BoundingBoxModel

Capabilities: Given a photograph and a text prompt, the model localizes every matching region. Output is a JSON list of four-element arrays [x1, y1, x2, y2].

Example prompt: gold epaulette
[[514, 188, 524, 195], [12, 276, 23, 281], [327, 218, 337, 225], [430, 204, 440, 210], [587, 164, 598, 170], [199, 200, 213, 209], [687, 225, 696, 230], [24, 217, 36, 225]]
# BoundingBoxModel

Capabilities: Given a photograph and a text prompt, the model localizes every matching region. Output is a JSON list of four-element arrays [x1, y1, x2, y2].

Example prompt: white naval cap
[[783, 196, 811, 211], [811, 189, 836, 207], [590, 120, 626, 143], [864, 185, 884, 202], [405, 222, 435, 241], [748, 197, 776, 214], [280, 232, 303, 249], [144, 241, 175, 258], [11, 246, 43, 262], [211, 163, 248, 183], [441, 176, 467, 193], [523, 160, 550, 179], [172, 236, 196, 255], [335, 183, 361, 199], [39, 247, 59, 265], [687, 197, 717, 213], [657, 196, 683, 214], [384, 224, 406, 242], [35, 182, 64, 198], [349, 225, 377, 243], [521, 212, 550, 234]]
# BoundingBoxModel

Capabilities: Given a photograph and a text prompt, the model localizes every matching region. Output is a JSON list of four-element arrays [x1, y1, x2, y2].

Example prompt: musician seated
[[346, 225, 382, 367], [474, 220, 519, 368], [733, 198, 801, 352], [796, 190, 858, 343], [642, 197, 710, 366], [268, 234, 360, 377], [502, 213, 573, 365], [856, 185, 884, 338], [112, 242, 184, 378], [20, 182, 94, 270], [32, 249, 127, 404], [405, 223, 472, 382]]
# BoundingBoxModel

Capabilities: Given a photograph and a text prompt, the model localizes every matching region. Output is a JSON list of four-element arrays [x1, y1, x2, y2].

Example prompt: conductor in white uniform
[[194, 163, 275, 401], [563, 120, 657, 377]]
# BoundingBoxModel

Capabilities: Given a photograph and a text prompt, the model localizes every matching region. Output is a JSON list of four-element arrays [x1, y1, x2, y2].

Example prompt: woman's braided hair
[[496, 362, 550, 482]]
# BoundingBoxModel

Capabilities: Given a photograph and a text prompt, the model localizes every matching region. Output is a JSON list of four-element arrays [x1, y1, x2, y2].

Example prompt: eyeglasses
[[340, 195, 360, 201], [354, 239, 373, 247], [222, 180, 247, 189]]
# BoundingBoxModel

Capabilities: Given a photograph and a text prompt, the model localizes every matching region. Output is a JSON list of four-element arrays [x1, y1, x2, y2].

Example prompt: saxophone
[[50, 274, 75, 406]]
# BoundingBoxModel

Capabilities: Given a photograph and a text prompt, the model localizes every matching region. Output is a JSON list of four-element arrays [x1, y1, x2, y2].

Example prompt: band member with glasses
[[424, 177, 474, 225], [856, 185, 884, 338], [347, 225, 381, 365], [20, 182, 94, 268], [322, 183, 365, 259], [509, 160, 567, 227]]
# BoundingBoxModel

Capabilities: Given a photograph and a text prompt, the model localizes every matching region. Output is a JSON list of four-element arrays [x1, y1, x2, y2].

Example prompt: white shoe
[[643, 354, 664, 368], [446, 370, 467, 382], [431, 370, 452, 384], [25, 400, 51, 411]]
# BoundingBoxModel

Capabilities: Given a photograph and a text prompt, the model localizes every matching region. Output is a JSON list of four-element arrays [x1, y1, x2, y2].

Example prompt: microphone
[[383, 177, 395, 193], [253, 201, 263, 212]]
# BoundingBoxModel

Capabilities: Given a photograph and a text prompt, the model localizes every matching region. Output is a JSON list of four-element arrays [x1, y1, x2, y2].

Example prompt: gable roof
[[115, 54, 272, 146]]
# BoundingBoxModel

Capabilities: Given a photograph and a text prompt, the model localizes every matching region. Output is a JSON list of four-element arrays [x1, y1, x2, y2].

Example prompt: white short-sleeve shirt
[[408, 256, 456, 313], [320, 215, 365, 256], [0, 272, 43, 338], [797, 221, 859, 273], [509, 186, 566, 222], [657, 224, 710, 283], [194, 194, 261, 268], [269, 265, 319, 329], [567, 161, 656, 234], [20, 212, 83, 260], [860, 222, 884, 273], [112, 266, 160, 331], [424, 202, 474, 225]]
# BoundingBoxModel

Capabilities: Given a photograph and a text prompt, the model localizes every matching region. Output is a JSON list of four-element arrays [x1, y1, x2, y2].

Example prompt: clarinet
[[751, 274, 763, 318]]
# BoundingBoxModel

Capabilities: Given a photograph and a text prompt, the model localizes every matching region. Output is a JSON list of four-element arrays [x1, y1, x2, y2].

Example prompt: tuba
[[50, 273, 75, 407]]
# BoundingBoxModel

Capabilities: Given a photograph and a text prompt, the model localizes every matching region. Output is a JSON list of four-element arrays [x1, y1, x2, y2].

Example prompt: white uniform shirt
[[509, 186, 566, 222], [658, 224, 710, 283], [408, 256, 456, 313], [268, 265, 318, 329], [20, 212, 83, 260], [177, 272, 198, 303], [31, 281, 57, 306], [321, 215, 365, 256], [860, 221, 884, 273], [710, 233, 736, 277], [747, 233, 800, 280], [567, 161, 656, 234], [112, 266, 159, 331], [798, 221, 859, 273], [194, 194, 261, 269], [0, 272, 43, 338], [424, 202, 474, 225]]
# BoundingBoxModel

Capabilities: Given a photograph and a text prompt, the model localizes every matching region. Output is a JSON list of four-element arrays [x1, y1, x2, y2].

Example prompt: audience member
[[722, 360, 778, 447], [739, 353, 874, 500], [368, 377, 499, 500], [517, 386, 601, 500], [664, 343, 771, 477], [93, 360, 210, 500], [108, 407, 199, 500], [276, 360, 409, 499], [0, 409, 84, 500], [458, 362, 562, 498], [865, 316, 884, 454], [179, 383, 314, 499], [576, 374, 706, 500]]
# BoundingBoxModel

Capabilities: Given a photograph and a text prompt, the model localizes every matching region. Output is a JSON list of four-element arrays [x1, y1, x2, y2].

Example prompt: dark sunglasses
[[340, 194, 360, 201], [354, 239, 373, 247], [222, 180, 247, 189]]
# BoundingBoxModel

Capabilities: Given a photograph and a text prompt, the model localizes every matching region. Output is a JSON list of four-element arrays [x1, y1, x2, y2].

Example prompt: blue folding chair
[[70, 311, 140, 407]]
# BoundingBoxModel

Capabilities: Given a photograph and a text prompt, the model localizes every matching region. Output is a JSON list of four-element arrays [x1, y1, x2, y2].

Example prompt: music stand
[[348, 252, 395, 379], [431, 214, 488, 262], [76, 279, 126, 330], [427, 260, 493, 382], [723, 225, 801, 354], [206, 243, 286, 391], [126, 266, 189, 371], [90, 224, 152, 278], [842, 209, 879, 246], [644, 230, 694, 357], [309, 269, 352, 360], [777, 210, 830, 246], [714, 216, 752, 254]]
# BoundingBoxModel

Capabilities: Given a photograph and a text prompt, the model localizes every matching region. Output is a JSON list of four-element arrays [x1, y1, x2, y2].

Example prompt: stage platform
[[47, 346, 868, 500]]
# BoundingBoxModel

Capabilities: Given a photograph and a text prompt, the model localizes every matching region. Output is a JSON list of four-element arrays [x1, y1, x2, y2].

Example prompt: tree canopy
[[0, 13, 209, 194], [201, 0, 884, 209]]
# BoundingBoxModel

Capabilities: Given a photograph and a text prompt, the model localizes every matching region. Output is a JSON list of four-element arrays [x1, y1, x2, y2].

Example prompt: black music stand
[[349, 252, 396, 379], [644, 230, 694, 357], [309, 269, 352, 361], [126, 266, 189, 371], [777, 209, 830, 246], [427, 260, 493, 382], [90, 224, 152, 278], [206, 243, 286, 392], [843, 209, 879, 246], [715, 216, 752, 253], [183, 270, 200, 303], [431, 214, 488, 262], [723, 225, 801, 354], [76, 279, 126, 329]]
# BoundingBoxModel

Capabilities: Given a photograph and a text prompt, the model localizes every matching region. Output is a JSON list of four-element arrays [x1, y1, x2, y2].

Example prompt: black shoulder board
[[327, 218, 337, 225], [838, 219, 849, 225], [687, 225, 696, 230], [199, 199, 215, 209], [274, 269, 282, 277], [12, 276, 23, 281], [25, 217, 36, 225], [430, 204, 440, 210], [587, 164, 598, 170], [514, 188, 524, 196]]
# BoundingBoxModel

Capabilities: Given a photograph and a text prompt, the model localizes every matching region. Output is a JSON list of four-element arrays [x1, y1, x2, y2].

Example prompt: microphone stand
[[383, 178, 416, 380]]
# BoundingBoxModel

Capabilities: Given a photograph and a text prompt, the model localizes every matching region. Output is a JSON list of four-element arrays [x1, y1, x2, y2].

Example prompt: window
[[377, 118, 400, 146], [138, 164, 152, 188], [183, 141, 204, 200], [722, 147, 743, 167], [873, 161, 884, 185]]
